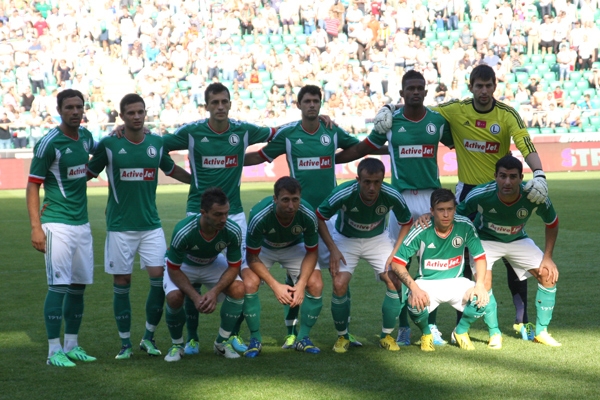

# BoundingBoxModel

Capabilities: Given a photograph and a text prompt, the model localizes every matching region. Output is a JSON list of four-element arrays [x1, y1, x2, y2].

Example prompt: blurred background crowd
[[1, 0, 600, 150]]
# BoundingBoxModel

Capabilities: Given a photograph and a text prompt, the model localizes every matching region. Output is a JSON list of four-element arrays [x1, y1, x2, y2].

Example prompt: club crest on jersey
[[490, 124, 501, 135], [147, 145, 157, 158], [517, 208, 529, 219], [426, 123, 436, 135], [452, 236, 464, 248], [229, 134, 240, 146], [82, 141, 89, 153], [215, 241, 227, 252], [320, 135, 331, 146], [375, 205, 388, 215], [291, 225, 303, 235]]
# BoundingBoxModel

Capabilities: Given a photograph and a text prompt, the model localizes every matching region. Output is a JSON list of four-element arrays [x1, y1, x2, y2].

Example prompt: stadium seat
[[282, 35, 295, 45], [269, 35, 281, 44], [576, 80, 589, 91], [425, 31, 435, 40], [536, 63, 550, 73], [515, 72, 529, 83], [554, 127, 568, 134], [543, 72, 557, 82], [243, 34, 253, 42], [505, 73, 515, 83], [530, 55, 543, 64], [569, 89, 582, 99], [569, 126, 582, 133], [178, 81, 190, 90], [295, 34, 307, 44], [251, 90, 266, 100], [570, 71, 582, 82], [261, 79, 274, 91], [436, 31, 449, 40], [591, 98, 600, 109], [527, 127, 540, 135], [292, 24, 304, 35], [539, 127, 554, 134], [238, 89, 251, 99], [273, 43, 285, 53], [562, 81, 575, 90], [544, 54, 557, 64], [254, 98, 268, 109], [258, 71, 271, 81], [589, 116, 600, 128]]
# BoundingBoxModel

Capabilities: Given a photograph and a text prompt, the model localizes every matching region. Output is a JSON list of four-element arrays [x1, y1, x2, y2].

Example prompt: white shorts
[[241, 243, 321, 284], [410, 277, 475, 313], [387, 189, 432, 241], [104, 228, 167, 274], [334, 231, 394, 279], [43, 223, 94, 285], [163, 254, 242, 302], [478, 238, 543, 281], [318, 215, 337, 269]]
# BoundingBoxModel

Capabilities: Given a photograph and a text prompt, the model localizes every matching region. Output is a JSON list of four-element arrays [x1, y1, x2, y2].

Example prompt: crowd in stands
[[2, 0, 600, 150]]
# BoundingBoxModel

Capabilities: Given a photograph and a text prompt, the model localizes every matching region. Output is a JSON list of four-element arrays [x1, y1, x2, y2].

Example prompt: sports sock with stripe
[[297, 292, 323, 340], [143, 277, 164, 341], [113, 283, 132, 346]]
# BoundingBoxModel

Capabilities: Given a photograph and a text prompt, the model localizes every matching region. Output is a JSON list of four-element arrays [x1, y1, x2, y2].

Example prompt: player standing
[[316, 158, 413, 353], [27, 89, 97, 367], [390, 188, 492, 351], [457, 155, 561, 346], [374, 65, 548, 334], [243, 177, 322, 356], [163, 188, 246, 361], [245, 84, 361, 348], [87, 94, 191, 359]]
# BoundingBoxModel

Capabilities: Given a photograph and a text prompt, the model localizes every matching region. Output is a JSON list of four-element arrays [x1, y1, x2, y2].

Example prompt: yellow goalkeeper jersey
[[433, 99, 537, 185]]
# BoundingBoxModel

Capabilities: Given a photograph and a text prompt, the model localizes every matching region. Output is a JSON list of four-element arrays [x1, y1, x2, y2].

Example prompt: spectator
[[0, 113, 11, 149], [556, 44, 572, 82]]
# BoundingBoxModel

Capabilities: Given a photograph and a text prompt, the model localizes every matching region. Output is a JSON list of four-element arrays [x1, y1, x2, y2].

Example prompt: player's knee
[[227, 280, 246, 299], [114, 274, 132, 286], [307, 271, 324, 295], [332, 277, 349, 296], [241, 269, 260, 293], [166, 290, 184, 308]]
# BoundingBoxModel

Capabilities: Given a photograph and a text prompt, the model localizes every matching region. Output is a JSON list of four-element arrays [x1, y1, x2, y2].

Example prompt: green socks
[[184, 284, 201, 342], [408, 305, 431, 335], [44, 285, 67, 339], [483, 291, 501, 336], [244, 292, 262, 341], [331, 293, 350, 337], [216, 296, 244, 343], [535, 284, 557, 333], [143, 277, 164, 340], [283, 275, 299, 335], [165, 304, 186, 344], [113, 283, 132, 346], [297, 292, 323, 340], [381, 289, 401, 338], [64, 285, 85, 335]]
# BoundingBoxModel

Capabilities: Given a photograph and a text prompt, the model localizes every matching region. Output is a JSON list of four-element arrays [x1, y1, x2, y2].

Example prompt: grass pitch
[[1, 172, 599, 399]]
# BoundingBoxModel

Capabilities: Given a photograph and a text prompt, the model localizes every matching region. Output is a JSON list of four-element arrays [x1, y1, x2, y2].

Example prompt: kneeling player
[[242, 177, 323, 356], [457, 155, 561, 346], [391, 188, 492, 351], [317, 158, 413, 352], [163, 188, 245, 361]]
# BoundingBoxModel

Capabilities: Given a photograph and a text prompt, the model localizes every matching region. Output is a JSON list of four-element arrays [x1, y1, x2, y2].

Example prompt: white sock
[[63, 334, 78, 352], [48, 338, 62, 357]]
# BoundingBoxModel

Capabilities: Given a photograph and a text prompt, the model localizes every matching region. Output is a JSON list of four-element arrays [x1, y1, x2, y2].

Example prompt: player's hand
[[290, 282, 306, 308], [373, 105, 394, 134], [328, 247, 346, 278], [197, 292, 218, 314], [31, 226, 46, 253], [385, 254, 394, 270], [414, 213, 432, 229], [538, 256, 559, 285], [469, 284, 489, 308], [272, 282, 295, 305], [318, 114, 338, 129], [524, 170, 548, 204], [408, 286, 429, 312]]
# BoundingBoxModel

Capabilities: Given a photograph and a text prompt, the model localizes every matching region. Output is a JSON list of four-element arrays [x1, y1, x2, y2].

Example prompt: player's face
[[298, 93, 321, 121], [431, 200, 456, 231], [57, 96, 84, 129], [120, 102, 146, 131], [400, 78, 427, 107], [495, 167, 523, 198], [206, 91, 231, 123], [274, 189, 301, 220], [201, 202, 230, 231], [357, 170, 384, 203], [469, 78, 496, 109]]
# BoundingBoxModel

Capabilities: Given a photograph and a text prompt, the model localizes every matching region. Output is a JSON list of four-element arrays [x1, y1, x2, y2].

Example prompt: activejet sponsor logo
[[463, 139, 499, 153], [424, 255, 462, 270], [187, 254, 218, 265], [264, 239, 294, 248], [297, 156, 332, 169], [202, 155, 238, 168], [348, 219, 382, 231], [120, 168, 156, 181], [67, 164, 87, 179], [488, 222, 524, 235], [398, 145, 434, 158]]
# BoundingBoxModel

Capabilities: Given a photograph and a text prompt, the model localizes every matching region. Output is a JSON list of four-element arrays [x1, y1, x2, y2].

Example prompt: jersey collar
[[471, 98, 496, 114]]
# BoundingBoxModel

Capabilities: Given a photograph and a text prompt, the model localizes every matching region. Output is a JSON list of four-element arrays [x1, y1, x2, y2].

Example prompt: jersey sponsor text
[[347, 219, 383, 232], [297, 156, 332, 169], [398, 145, 434, 158], [202, 155, 238, 168], [67, 164, 88, 179], [463, 139, 500, 154], [424, 255, 463, 270], [487, 222, 524, 235], [120, 168, 156, 181]]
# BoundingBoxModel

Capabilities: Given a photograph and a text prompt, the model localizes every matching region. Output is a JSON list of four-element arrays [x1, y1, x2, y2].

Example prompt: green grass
[[2, 172, 600, 399]]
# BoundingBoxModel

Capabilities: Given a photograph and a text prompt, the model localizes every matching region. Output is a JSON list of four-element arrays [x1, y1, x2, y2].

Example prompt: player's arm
[[86, 140, 108, 181], [244, 151, 267, 166], [390, 258, 429, 312], [388, 223, 412, 268], [167, 266, 203, 307], [168, 165, 191, 184], [197, 264, 240, 314], [26, 181, 45, 253], [539, 217, 559, 285], [510, 118, 548, 204], [247, 250, 294, 305], [465, 227, 489, 307], [290, 248, 318, 307], [334, 140, 375, 164], [162, 127, 189, 152]]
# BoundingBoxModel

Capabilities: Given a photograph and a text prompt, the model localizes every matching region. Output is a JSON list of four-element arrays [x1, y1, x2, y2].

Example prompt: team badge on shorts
[[320, 135, 331, 146], [451, 236, 464, 248], [291, 225, 303, 235], [516, 208, 529, 219], [215, 241, 227, 251], [426, 123, 436, 135], [375, 205, 388, 215], [490, 124, 501, 134], [147, 145, 157, 158], [229, 134, 240, 146]]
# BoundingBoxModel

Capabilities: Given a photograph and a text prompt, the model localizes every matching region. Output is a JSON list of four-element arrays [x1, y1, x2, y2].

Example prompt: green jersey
[[457, 181, 558, 243], [163, 119, 273, 214], [246, 197, 319, 253], [88, 133, 175, 232], [259, 121, 360, 208], [316, 180, 412, 239], [166, 215, 243, 269], [28, 127, 96, 225], [366, 107, 453, 191], [393, 215, 485, 280]]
